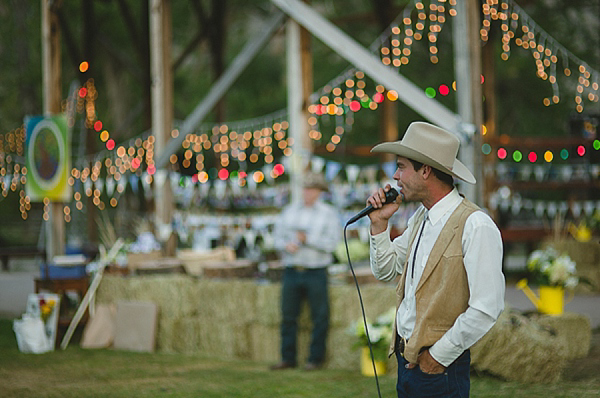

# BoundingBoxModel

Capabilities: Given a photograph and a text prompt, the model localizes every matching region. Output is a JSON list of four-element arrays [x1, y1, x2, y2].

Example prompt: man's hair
[[408, 159, 455, 188]]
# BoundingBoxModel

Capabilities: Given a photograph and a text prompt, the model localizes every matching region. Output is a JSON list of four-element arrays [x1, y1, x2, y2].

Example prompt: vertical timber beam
[[150, 0, 176, 255], [453, 0, 484, 204], [287, 19, 311, 202], [42, 0, 65, 259]]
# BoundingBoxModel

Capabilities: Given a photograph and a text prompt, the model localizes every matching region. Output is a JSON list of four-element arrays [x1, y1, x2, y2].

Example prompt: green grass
[[1, 318, 599, 397]]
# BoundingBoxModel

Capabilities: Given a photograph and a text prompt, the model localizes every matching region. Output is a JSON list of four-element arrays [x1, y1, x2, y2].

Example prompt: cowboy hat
[[303, 171, 329, 191], [370, 121, 476, 184]]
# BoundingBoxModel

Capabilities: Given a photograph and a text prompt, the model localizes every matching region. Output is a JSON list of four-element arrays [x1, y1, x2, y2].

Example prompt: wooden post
[[453, 0, 484, 205], [287, 19, 312, 202], [150, 0, 176, 256], [42, 0, 65, 259], [482, 27, 498, 215]]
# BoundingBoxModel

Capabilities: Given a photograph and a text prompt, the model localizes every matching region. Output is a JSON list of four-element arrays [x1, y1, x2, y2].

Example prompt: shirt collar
[[427, 188, 461, 226]]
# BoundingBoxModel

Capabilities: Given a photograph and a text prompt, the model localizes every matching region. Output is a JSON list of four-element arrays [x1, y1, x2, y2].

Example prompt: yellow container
[[360, 346, 386, 377], [538, 285, 564, 315]]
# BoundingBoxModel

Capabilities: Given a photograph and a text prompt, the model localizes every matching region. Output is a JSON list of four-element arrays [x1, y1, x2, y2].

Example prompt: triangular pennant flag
[[547, 202, 557, 218], [106, 177, 116, 196], [200, 180, 211, 196], [382, 161, 397, 180], [247, 175, 257, 192], [518, 165, 532, 181], [583, 201, 595, 216], [141, 172, 151, 193], [117, 177, 127, 194], [533, 165, 546, 182], [154, 170, 168, 189], [231, 178, 242, 195], [170, 172, 180, 192], [571, 202, 582, 218], [129, 174, 139, 194], [558, 201, 569, 215], [214, 179, 227, 199], [346, 164, 360, 183], [95, 178, 104, 194], [263, 165, 274, 184], [311, 156, 326, 173], [363, 165, 378, 183], [534, 201, 545, 217], [325, 160, 342, 182], [560, 165, 573, 182]]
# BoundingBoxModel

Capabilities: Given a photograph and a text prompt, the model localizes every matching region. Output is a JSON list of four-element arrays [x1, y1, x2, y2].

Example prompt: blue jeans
[[280, 267, 329, 365], [395, 349, 471, 398]]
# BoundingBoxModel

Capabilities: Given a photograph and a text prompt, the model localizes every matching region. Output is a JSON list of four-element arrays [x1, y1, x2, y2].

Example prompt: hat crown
[[402, 122, 459, 170], [370, 121, 476, 184]]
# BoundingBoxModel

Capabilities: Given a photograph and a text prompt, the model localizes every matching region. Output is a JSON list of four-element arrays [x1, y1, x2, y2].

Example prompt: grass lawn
[[1, 318, 599, 397]]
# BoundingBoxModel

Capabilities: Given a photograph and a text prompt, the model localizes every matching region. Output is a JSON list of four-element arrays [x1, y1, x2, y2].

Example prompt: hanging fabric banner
[[24, 114, 71, 201]]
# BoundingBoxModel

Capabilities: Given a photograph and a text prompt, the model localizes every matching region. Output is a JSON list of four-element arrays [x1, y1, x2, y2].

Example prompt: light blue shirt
[[274, 199, 342, 268]]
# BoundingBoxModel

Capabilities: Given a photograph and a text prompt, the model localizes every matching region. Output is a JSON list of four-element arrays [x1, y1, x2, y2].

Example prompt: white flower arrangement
[[526, 246, 578, 289], [348, 307, 395, 361]]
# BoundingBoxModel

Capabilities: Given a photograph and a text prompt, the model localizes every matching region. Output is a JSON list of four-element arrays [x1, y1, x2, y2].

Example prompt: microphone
[[346, 188, 399, 225]]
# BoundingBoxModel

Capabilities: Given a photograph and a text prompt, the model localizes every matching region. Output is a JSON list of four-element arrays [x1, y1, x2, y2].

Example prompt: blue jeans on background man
[[280, 267, 329, 366], [395, 348, 471, 397]]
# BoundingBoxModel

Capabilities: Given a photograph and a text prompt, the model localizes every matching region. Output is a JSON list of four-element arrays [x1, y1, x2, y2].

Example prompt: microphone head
[[384, 188, 399, 203]]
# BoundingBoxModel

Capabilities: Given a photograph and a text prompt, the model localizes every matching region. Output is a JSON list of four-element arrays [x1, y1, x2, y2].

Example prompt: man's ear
[[421, 164, 432, 180]]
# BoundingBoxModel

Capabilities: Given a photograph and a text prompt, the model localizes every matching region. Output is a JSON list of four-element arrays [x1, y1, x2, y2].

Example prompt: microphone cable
[[343, 222, 382, 398]]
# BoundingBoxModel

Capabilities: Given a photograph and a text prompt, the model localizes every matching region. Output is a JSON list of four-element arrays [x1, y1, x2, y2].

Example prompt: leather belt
[[289, 266, 324, 273], [395, 333, 408, 357]]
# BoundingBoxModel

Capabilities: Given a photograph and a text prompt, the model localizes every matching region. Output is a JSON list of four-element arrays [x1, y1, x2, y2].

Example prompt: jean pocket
[[410, 367, 449, 397]]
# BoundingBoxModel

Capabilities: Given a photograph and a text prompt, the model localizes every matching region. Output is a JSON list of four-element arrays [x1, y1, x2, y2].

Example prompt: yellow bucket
[[360, 346, 387, 377], [538, 285, 564, 315]]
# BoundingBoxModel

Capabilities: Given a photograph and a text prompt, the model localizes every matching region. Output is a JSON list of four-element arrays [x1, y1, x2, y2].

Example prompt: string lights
[[1, 1, 598, 221]]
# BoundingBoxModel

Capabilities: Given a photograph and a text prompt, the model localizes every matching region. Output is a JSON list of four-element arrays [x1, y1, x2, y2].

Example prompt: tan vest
[[389, 198, 479, 363]]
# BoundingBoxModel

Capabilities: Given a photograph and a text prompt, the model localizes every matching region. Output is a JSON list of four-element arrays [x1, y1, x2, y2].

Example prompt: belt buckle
[[294, 266, 306, 272], [396, 335, 407, 357]]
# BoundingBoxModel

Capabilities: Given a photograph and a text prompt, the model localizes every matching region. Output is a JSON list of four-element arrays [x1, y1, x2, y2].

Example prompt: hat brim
[[371, 142, 476, 184]]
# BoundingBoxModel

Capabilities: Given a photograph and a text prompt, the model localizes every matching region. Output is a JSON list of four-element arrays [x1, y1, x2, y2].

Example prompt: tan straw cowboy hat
[[303, 171, 329, 191], [370, 121, 476, 184]]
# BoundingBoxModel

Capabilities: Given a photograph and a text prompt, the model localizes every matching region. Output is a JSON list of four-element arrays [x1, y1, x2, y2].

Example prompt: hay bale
[[195, 317, 253, 359], [325, 327, 357, 370], [155, 316, 178, 353], [471, 309, 568, 383], [251, 324, 280, 363], [190, 279, 257, 322], [330, 284, 396, 328], [535, 312, 591, 359], [255, 283, 281, 325]]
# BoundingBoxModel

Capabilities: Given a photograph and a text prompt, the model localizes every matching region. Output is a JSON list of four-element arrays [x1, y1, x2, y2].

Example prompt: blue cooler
[[40, 254, 87, 279]]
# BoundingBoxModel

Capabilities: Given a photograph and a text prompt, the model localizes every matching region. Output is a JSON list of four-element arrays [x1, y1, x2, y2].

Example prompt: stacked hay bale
[[471, 309, 592, 383], [94, 274, 398, 371]]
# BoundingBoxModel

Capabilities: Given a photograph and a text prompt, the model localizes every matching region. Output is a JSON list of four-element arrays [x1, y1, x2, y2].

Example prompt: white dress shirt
[[370, 189, 505, 366]]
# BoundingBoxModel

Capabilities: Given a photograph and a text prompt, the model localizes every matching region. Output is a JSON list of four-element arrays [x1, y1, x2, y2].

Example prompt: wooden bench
[[0, 246, 47, 271]]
